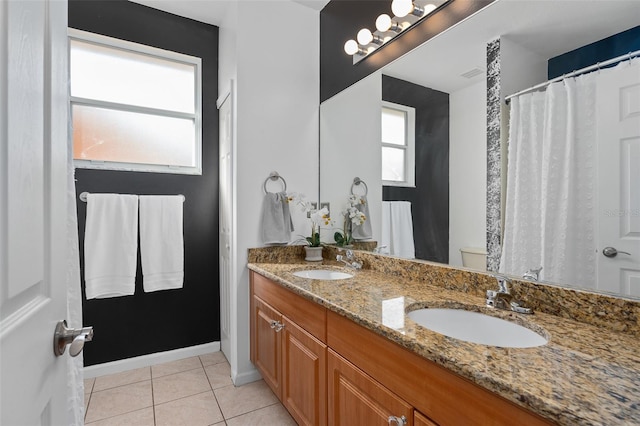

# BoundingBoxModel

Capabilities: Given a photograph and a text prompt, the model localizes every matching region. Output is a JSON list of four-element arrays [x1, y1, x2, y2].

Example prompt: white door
[[0, 0, 71, 424], [596, 60, 640, 296], [218, 85, 234, 360]]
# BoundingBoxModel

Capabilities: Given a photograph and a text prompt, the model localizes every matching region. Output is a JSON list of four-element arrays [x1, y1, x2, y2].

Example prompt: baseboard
[[83, 341, 221, 379], [232, 368, 262, 386]]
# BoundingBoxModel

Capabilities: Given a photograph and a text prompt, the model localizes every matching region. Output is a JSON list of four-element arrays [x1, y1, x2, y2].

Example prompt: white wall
[[219, 0, 320, 385], [499, 37, 547, 102], [319, 72, 382, 244], [218, 2, 237, 100], [449, 80, 487, 267]]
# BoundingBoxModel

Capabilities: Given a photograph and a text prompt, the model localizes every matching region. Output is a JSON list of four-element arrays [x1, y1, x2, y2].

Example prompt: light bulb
[[423, 3, 437, 14], [376, 14, 392, 32], [391, 0, 413, 18], [357, 28, 373, 45], [344, 39, 359, 55]]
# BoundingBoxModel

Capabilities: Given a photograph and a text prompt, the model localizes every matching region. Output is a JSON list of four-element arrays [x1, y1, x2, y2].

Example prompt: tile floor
[[83, 352, 296, 425]]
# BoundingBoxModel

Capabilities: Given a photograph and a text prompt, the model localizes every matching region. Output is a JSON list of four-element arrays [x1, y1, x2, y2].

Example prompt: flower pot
[[304, 246, 323, 262]]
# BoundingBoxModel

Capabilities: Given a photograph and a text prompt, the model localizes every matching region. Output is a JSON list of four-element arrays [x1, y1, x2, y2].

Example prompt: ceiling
[[130, 0, 330, 27], [384, 0, 640, 93]]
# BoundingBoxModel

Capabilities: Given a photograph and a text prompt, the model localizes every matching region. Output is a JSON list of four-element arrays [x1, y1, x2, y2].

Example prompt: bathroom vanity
[[248, 247, 640, 425]]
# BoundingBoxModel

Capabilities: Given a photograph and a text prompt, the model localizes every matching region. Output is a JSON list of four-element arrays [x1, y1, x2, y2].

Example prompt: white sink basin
[[407, 308, 547, 348], [292, 269, 353, 280]]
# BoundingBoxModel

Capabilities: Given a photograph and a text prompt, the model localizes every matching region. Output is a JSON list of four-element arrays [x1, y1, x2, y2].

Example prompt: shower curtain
[[500, 73, 598, 288]]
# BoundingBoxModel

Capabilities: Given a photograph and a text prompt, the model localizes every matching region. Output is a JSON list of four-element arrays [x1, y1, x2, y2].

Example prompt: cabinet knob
[[269, 320, 285, 332], [388, 415, 407, 425]]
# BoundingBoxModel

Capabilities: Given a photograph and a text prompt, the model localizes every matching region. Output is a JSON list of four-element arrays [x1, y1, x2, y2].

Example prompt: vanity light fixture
[[343, 39, 361, 56], [391, 0, 424, 18], [357, 28, 384, 46], [344, 0, 449, 64], [375, 14, 404, 33]]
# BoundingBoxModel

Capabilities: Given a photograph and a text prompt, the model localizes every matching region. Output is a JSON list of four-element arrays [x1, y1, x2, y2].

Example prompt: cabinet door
[[328, 349, 413, 426], [414, 410, 438, 426], [281, 316, 327, 426], [252, 295, 282, 399]]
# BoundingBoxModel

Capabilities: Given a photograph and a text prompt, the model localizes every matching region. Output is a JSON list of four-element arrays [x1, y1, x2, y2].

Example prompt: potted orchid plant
[[334, 195, 366, 247], [289, 193, 332, 261]]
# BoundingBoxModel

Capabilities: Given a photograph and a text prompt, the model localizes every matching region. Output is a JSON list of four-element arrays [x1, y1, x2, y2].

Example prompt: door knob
[[602, 247, 632, 258], [54, 320, 93, 357]]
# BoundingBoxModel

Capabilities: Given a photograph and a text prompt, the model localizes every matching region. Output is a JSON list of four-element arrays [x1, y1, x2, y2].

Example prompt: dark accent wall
[[69, 0, 219, 366], [320, 0, 494, 102], [382, 76, 449, 263], [548, 25, 640, 79]]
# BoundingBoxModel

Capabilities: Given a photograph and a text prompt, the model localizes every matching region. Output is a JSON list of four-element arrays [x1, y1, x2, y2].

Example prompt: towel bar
[[79, 192, 185, 202]]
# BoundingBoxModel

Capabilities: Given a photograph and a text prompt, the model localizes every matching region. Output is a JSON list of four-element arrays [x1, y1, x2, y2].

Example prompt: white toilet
[[460, 247, 487, 270]]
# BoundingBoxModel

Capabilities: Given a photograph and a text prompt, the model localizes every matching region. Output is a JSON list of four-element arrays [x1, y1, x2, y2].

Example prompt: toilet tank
[[459, 247, 487, 270]]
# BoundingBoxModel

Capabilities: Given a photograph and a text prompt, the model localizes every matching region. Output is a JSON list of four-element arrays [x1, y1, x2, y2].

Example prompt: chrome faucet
[[373, 244, 388, 254], [523, 266, 543, 281], [336, 249, 362, 270], [486, 274, 533, 314]]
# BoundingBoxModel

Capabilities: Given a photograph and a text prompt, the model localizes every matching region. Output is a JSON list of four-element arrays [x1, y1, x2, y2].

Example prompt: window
[[69, 29, 202, 174], [381, 101, 415, 186]]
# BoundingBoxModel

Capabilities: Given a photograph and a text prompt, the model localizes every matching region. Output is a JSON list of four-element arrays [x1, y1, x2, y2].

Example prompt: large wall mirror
[[320, 0, 640, 298]]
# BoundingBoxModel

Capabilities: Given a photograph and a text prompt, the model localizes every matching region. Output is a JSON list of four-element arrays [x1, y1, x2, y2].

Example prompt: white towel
[[139, 195, 184, 292], [381, 201, 415, 259], [261, 192, 293, 244], [352, 195, 372, 240], [84, 194, 139, 299]]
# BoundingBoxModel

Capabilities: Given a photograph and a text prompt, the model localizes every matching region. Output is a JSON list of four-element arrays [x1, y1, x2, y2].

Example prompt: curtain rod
[[505, 49, 640, 103]]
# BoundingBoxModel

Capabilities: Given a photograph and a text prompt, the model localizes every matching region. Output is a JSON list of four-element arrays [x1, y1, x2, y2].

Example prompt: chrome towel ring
[[263, 171, 287, 193], [351, 177, 368, 196]]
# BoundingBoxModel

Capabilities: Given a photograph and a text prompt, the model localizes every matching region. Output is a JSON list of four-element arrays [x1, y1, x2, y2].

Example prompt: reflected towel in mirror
[[352, 195, 372, 240], [381, 201, 415, 259]]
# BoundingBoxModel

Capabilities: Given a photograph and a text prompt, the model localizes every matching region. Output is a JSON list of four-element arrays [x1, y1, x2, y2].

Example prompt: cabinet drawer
[[251, 271, 326, 342]]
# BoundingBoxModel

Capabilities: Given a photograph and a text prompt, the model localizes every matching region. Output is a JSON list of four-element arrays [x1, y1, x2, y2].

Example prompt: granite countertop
[[248, 261, 640, 425]]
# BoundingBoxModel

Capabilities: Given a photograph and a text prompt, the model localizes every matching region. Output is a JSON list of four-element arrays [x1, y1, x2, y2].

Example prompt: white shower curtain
[[500, 74, 597, 288]]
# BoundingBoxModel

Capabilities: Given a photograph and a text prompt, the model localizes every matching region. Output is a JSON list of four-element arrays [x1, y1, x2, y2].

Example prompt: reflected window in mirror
[[381, 101, 415, 187]]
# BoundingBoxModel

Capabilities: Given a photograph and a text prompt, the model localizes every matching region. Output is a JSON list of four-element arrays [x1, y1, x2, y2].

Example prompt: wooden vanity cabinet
[[250, 272, 327, 426], [250, 271, 554, 426]]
